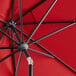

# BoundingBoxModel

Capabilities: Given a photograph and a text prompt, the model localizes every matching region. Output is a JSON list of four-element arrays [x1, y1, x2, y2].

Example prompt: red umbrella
[[0, 0, 76, 76]]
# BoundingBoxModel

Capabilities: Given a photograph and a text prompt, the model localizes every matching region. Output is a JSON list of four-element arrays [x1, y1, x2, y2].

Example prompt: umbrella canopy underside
[[0, 0, 76, 76]]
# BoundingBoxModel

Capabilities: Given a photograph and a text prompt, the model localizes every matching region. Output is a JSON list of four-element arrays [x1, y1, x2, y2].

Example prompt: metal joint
[[27, 57, 33, 65]]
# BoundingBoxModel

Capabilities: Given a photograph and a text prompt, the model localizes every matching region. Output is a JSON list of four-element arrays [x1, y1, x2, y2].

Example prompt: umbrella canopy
[[0, 0, 76, 76]]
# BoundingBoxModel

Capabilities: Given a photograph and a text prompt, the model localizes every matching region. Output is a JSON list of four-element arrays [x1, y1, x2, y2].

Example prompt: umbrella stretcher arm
[[0, 50, 19, 62]]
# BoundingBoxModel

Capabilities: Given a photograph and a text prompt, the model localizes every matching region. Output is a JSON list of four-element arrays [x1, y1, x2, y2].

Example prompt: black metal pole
[[24, 51, 33, 76], [23, 48, 33, 76], [29, 64, 33, 76]]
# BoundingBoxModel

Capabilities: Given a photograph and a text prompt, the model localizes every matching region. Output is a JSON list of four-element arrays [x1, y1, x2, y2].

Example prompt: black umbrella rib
[[28, 48, 54, 58], [16, 20, 76, 25], [30, 11, 38, 36], [12, 26, 22, 43], [10, 0, 15, 20], [28, 23, 75, 45], [19, 0, 23, 41], [31, 11, 37, 30], [0, 50, 19, 62], [0, 24, 9, 40], [0, 25, 8, 29], [14, 0, 46, 22], [0, 19, 7, 24], [0, 47, 17, 49], [10, 22, 22, 43], [0, 28, 8, 40], [25, 0, 57, 43], [11, 30, 16, 74], [0, 29, 19, 44], [31, 11, 37, 23], [15, 52, 23, 76]]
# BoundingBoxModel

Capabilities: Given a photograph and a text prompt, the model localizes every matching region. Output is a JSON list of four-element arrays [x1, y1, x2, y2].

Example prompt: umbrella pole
[[29, 64, 33, 76], [24, 50, 33, 76]]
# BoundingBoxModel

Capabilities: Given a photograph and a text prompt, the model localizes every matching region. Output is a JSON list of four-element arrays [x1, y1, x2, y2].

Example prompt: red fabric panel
[[0, 0, 76, 76]]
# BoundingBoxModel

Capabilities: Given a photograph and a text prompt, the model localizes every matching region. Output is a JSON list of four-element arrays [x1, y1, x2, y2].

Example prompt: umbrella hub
[[18, 43, 28, 51], [7, 20, 16, 28], [8, 20, 16, 26]]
